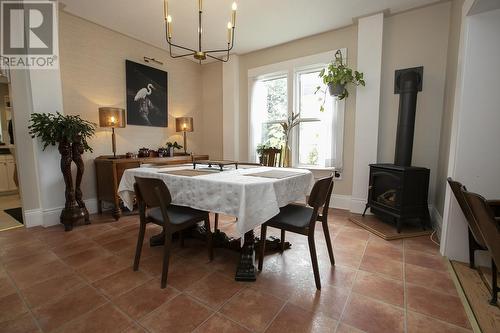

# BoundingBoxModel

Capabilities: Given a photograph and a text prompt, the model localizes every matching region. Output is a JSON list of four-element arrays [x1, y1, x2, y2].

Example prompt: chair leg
[[468, 229, 476, 269], [205, 218, 214, 261], [161, 232, 173, 289], [133, 220, 147, 271], [490, 259, 498, 306], [214, 213, 219, 232], [322, 221, 335, 266], [258, 225, 267, 271], [308, 233, 321, 290], [280, 229, 286, 253]]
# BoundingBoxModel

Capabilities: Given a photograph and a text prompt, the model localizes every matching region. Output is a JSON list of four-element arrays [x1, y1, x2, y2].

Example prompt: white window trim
[[248, 49, 347, 172]]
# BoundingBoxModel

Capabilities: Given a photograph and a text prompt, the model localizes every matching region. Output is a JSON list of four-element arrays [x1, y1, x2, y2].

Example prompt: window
[[249, 51, 345, 171]]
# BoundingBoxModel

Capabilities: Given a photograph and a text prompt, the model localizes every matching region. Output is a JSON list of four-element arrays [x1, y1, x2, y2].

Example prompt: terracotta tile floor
[[0, 210, 472, 333]]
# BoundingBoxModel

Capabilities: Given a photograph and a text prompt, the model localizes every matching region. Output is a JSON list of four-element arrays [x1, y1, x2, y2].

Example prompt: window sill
[[295, 166, 342, 180]]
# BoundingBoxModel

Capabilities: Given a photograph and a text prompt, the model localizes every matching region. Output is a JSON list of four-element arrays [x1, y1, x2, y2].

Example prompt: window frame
[[248, 50, 346, 172]]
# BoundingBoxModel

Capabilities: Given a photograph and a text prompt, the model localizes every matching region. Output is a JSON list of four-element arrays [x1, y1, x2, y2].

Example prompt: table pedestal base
[[235, 231, 257, 281], [149, 224, 291, 282]]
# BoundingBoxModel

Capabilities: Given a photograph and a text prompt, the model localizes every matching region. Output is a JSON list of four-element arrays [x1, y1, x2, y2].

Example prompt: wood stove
[[363, 67, 430, 232]]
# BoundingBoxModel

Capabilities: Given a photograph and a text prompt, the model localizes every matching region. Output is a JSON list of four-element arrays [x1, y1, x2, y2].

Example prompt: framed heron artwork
[[125, 60, 168, 127]]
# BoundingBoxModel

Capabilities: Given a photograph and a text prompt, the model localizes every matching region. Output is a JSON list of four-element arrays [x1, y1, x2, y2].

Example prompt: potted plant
[[267, 112, 319, 167], [166, 141, 183, 157], [316, 50, 365, 108], [29, 112, 96, 231]]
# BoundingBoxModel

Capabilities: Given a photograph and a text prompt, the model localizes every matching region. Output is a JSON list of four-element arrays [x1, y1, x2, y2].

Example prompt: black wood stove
[[363, 67, 430, 232]]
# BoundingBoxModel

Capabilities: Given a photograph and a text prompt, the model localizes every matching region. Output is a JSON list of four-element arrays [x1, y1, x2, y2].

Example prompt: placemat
[[244, 170, 304, 179], [158, 169, 215, 177]]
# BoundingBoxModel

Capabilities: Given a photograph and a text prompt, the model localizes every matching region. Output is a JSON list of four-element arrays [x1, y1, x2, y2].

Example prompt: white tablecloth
[[117, 165, 314, 238]]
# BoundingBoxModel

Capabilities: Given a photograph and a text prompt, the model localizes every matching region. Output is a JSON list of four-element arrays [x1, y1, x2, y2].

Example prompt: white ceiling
[[60, 0, 441, 56]]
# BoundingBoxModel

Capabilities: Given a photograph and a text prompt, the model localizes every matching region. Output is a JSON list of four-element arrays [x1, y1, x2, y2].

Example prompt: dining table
[[117, 163, 314, 281]]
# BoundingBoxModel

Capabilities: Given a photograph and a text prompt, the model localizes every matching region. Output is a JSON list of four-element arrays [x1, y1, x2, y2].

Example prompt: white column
[[350, 13, 384, 214], [441, 6, 500, 262], [222, 55, 240, 161]]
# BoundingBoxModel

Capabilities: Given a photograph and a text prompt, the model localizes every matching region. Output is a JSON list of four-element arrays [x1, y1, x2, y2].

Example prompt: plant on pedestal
[[29, 112, 96, 231]]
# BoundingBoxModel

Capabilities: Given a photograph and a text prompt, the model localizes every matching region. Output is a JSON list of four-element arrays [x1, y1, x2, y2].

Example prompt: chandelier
[[163, 0, 237, 63]]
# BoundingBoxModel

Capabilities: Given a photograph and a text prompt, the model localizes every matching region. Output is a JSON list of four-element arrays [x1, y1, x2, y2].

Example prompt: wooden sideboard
[[95, 154, 208, 220]]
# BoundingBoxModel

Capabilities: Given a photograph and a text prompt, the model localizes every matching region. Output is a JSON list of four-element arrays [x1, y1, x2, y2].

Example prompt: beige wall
[[435, 0, 464, 215], [201, 62, 223, 159], [378, 2, 452, 207], [59, 12, 206, 201], [238, 25, 358, 196]]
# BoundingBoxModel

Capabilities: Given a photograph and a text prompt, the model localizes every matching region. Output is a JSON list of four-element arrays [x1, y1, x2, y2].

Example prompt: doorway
[[0, 71, 23, 231]]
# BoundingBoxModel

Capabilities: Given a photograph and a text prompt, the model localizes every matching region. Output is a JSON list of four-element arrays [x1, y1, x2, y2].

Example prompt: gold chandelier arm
[[207, 51, 230, 63]]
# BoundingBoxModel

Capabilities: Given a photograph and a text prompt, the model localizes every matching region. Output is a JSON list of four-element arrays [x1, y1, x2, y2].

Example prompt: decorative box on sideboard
[[95, 154, 209, 220]]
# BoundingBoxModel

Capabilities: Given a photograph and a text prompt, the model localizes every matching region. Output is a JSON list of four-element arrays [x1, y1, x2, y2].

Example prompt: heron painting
[[125, 60, 168, 127]]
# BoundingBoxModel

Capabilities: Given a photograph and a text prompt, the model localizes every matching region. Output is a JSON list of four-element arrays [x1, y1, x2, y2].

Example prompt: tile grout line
[[333, 223, 369, 332], [402, 238, 408, 333], [14, 227, 155, 333], [189, 286, 255, 332], [1, 261, 45, 333]]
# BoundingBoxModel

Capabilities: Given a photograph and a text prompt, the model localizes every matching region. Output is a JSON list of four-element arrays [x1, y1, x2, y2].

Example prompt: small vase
[[328, 82, 346, 97], [282, 144, 292, 167]]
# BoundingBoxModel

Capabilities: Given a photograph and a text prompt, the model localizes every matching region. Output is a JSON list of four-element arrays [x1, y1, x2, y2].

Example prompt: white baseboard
[[330, 194, 351, 210], [350, 197, 369, 215], [24, 209, 43, 228], [429, 204, 443, 240], [23, 198, 99, 228]]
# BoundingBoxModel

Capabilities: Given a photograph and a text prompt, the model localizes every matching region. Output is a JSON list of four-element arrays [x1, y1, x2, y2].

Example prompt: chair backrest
[[447, 178, 486, 248], [261, 147, 282, 167], [308, 176, 334, 211], [134, 176, 172, 225], [462, 188, 500, 267], [320, 177, 335, 221]]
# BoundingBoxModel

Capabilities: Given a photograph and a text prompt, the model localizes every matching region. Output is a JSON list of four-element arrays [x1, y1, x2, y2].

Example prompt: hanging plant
[[315, 50, 365, 110]]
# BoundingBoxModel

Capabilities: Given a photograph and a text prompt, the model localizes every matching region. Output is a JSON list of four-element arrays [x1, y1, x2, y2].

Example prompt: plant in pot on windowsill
[[166, 141, 183, 157], [315, 50, 365, 110], [29, 112, 96, 231], [267, 112, 319, 167]]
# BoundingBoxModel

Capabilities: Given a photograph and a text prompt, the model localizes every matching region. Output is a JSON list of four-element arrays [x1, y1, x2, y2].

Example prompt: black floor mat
[[4, 207, 23, 224]]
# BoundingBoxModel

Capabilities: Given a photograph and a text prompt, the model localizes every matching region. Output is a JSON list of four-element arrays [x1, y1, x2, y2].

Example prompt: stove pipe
[[394, 67, 423, 166]]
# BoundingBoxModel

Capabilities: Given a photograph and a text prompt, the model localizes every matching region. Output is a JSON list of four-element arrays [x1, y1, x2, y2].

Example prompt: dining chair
[[447, 178, 487, 269], [258, 175, 335, 290], [260, 147, 282, 167], [462, 187, 500, 305], [133, 176, 213, 288]]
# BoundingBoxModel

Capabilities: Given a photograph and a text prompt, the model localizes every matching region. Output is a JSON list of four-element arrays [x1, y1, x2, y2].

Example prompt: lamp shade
[[98, 107, 126, 128], [175, 117, 194, 132]]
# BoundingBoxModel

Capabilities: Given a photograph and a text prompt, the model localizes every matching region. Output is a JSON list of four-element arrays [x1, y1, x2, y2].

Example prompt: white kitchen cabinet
[[0, 154, 17, 193], [0, 160, 8, 192]]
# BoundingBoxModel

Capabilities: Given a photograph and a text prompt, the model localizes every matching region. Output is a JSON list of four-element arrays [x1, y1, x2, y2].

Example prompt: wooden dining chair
[[258, 176, 335, 290], [462, 187, 500, 305], [133, 176, 213, 288], [260, 147, 282, 167], [447, 178, 488, 269]]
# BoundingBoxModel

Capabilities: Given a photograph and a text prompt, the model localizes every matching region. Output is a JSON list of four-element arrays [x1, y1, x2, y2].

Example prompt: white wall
[[441, 7, 500, 261]]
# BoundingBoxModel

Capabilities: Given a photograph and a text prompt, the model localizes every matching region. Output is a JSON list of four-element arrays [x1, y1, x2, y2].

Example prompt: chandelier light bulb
[[232, 2, 237, 11], [167, 15, 172, 23]]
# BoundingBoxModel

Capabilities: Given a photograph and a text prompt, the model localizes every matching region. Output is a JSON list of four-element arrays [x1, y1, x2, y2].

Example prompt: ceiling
[[60, 0, 442, 56]]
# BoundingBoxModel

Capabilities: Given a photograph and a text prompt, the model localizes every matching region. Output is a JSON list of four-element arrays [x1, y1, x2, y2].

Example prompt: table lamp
[[175, 117, 193, 155], [99, 107, 126, 158]]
